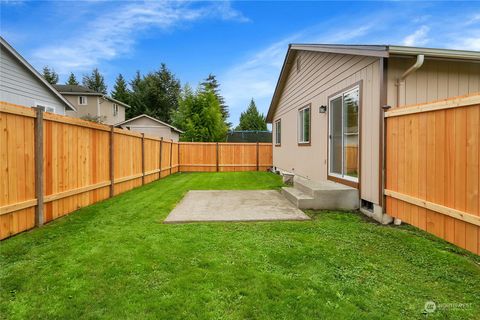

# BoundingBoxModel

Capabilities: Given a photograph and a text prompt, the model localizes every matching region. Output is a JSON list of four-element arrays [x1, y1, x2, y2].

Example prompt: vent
[[361, 199, 374, 212]]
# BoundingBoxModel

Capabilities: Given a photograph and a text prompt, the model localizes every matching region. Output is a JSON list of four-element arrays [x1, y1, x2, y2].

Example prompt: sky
[[1, 1, 479, 126]]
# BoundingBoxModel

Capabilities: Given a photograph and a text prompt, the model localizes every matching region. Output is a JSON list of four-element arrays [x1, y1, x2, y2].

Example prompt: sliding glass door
[[328, 86, 359, 183]]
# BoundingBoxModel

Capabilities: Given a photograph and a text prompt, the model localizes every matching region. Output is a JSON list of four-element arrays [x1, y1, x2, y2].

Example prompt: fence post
[[216, 142, 219, 172], [109, 125, 114, 197], [159, 137, 163, 179], [256, 142, 259, 171], [34, 107, 44, 227], [177, 142, 180, 172], [169, 139, 173, 175], [141, 133, 145, 185]]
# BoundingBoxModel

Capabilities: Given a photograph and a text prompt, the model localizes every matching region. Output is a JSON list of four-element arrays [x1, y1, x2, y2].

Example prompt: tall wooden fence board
[[385, 93, 480, 255], [0, 102, 272, 239]]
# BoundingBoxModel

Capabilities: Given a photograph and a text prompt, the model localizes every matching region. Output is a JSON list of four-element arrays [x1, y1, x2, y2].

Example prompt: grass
[[1, 172, 479, 319]]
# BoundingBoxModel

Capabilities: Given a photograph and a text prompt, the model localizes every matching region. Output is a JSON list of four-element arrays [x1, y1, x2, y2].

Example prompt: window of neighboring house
[[78, 96, 87, 105], [274, 119, 281, 146], [298, 105, 311, 145], [113, 103, 119, 116], [36, 104, 55, 113]]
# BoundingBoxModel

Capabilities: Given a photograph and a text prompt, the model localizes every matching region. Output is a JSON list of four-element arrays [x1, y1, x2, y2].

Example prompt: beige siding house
[[116, 114, 183, 141], [267, 44, 479, 221], [54, 85, 129, 125], [0, 37, 76, 114]]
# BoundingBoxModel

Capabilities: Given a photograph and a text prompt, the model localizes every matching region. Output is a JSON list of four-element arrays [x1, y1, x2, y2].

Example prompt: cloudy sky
[[1, 1, 479, 126]]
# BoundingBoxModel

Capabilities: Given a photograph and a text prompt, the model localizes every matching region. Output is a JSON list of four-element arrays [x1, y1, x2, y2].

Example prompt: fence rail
[[0, 102, 272, 239], [385, 93, 480, 255]]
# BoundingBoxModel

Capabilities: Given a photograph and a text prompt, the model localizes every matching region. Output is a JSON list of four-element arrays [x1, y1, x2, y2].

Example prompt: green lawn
[[1, 172, 479, 319]]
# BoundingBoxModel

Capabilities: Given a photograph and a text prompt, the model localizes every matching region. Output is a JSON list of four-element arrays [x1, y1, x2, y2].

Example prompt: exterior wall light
[[319, 105, 327, 113]]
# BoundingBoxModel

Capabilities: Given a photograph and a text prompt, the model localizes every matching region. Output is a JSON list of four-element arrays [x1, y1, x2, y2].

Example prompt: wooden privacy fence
[[0, 102, 272, 240], [385, 93, 480, 255], [179, 142, 272, 172]]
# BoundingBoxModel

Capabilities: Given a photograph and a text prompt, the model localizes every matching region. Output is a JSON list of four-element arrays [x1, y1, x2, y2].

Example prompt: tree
[[172, 85, 228, 142], [235, 99, 267, 131], [66, 72, 79, 85], [127, 64, 181, 122], [111, 74, 130, 105], [82, 68, 107, 94], [200, 74, 231, 128], [42, 66, 58, 84]]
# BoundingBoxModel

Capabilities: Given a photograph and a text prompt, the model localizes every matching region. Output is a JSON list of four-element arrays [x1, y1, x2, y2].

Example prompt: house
[[0, 36, 76, 114], [54, 84, 129, 125], [116, 114, 183, 141], [267, 44, 480, 222]]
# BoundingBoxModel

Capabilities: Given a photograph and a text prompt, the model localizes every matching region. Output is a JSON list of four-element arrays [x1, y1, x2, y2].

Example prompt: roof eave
[[0, 36, 77, 112], [115, 114, 183, 133], [388, 45, 480, 61]]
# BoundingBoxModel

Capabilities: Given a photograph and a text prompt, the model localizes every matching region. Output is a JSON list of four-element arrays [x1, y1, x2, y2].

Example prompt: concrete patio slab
[[164, 190, 310, 223]]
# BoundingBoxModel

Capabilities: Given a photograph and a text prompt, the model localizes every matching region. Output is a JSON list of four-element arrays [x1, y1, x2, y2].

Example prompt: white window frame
[[297, 105, 311, 144], [113, 103, 119, 116], [274, 119, 281, 146], [78, 96, 88, 105], [327, 86, 360, 183]]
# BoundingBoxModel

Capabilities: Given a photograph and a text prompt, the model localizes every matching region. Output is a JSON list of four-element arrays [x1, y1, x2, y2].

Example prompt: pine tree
[[172, 84, 227, 142], [200, 74, 231, 128], [111, 74, 130, 105], [82, 68, 107, 94], [66, 72, 79, 85], [235, 99, 267, 131], [127, 64, 181, 122], [42, 66, 59, 84]]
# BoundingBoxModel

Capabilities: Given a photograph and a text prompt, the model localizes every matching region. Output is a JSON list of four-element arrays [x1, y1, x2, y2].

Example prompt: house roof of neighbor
[[0, 36, 77, 111], [54, 84, 131, 108], [266, 44, 480, 122], [116, 114, 184, 133], [53, 84, 102, 95]]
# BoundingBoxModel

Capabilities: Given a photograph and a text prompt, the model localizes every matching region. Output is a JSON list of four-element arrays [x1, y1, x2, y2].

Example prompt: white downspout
[[396, 54, 424, 107], [391, 54, 424, 226]]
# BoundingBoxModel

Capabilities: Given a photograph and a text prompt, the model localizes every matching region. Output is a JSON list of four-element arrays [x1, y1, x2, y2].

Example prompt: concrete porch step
[[281, 187, 315, 210], [282, 176, 359, 210]]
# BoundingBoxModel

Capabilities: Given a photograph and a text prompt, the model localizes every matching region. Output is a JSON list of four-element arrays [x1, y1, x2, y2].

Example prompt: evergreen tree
[[66, 72, 79, 85], [127, 64, 181, 122], [82, 68, 107, 94], [172, 84, 228, 142], [111, 74, 130, 105], [42, 66, 59, 84], [200, 74, 231, 128], [235, 99, 267, 131]]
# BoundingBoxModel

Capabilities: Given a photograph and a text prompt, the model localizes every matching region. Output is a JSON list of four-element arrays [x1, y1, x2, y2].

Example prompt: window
[[113, 104, 118, 116], [275, 119, 281, 146], [78, 96, 87, 105], [298, 105, 311, 145], [328, 86, 360, 182]]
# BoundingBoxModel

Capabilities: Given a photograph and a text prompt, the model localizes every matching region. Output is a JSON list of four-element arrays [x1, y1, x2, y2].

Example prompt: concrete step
[[281, 187, 315, 210], [289, 176, 360, 210]]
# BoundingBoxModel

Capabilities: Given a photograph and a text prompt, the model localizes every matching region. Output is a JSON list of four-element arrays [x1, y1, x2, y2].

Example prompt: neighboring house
[[0, 36, 76, 114], [116, 114, 183, 141], [267, 44, 480, 221], [54, 84, 129, 125]]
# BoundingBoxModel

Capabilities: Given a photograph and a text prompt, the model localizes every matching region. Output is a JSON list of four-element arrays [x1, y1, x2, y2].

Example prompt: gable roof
[[266, 44, 480, 122], [115, 114, 184, 133], [53, 84, 102, 95], [54, 84, 131, 108], [0, 36, 76, 111]]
